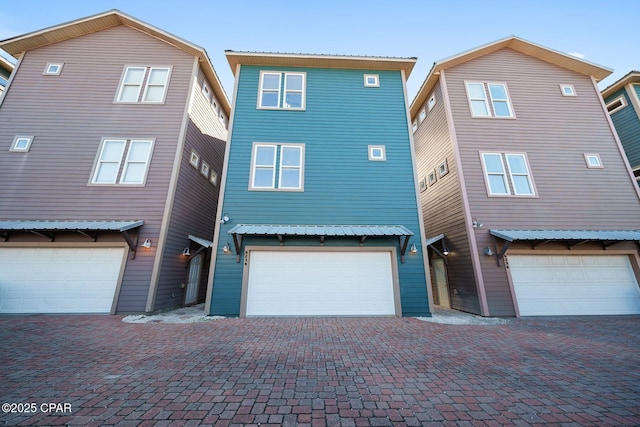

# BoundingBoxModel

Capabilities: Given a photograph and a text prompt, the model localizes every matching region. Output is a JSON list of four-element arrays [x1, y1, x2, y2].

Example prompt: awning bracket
[[232, 233, 243, 263], [399, 235, 410, 264], [122, 229, 141, 260], [359, 236, 367, 246]]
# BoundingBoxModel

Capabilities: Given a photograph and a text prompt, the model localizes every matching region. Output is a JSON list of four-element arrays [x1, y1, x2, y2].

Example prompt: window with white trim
[[419, 108, 426, 123], [364, 74, 379, 87], [466, 82, 514, 118], [91, 139, 154, 185], [258, 71, 306, 110], [428, 93, 437, 111], [10, 135, 34, 152], [606, 96, 627, 114], [560, 84, 576, 96], [201, 161, 210, 178], [250, 143, 304, 190], [481, 152, 535, 196], [202, 82, 212, 101], [43, 63, 63, 75], [116, 66, 171, 103], [412, 121, 418, 133], [584, 153, 603, 169], [368, 145, 386, 161]]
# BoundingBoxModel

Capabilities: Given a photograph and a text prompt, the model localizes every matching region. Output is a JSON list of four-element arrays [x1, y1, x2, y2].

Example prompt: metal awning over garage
[[0, 220, 144, 256], [227, 224, 414, 263], [489, 229, 640, 264]]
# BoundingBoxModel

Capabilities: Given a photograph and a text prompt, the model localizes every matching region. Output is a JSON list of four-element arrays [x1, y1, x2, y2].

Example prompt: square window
[[91, 139, 154, 185], [584, 153, 603, 168], [560, 84, 576, 96], [481, 152, 536, 196], [428, 93, 437, 111], [419, 177, 427, 193], [368, 145, 386, 161], [466, 82, 514, 118], [43, 63, 63, 75], [210, 171, 219, 186], [438, 159, 449, 178], [364, 74, 379, 87], [116, 66, 171, 104], [258, 71, 306, 110], [201, 161, 210, 178], [202, 82, 212, 101], [412, 121, 418, 133], [428, 170, 437, 186], [419, 109, 426, 123], [10, 135, 34, 152], [189, 151, 200, 168], [250, 143, 304, 191]]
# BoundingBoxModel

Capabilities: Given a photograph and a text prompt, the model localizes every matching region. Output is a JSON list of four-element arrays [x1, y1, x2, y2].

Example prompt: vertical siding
[[0, 25, 194, 313], [446, 48, 640, 315], [211, 65, 429, 316], [413, 81, 480, 314], [606, 87, 640, 168]]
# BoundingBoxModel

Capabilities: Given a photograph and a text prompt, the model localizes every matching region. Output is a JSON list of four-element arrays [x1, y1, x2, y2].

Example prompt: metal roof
[[424, 234, 445, 246], [490, 229, 640, 242], [0, 219, 144, 232], [188, 234, 213, 248], [228, 224, 413, 237], [601, 70, 640, 99]]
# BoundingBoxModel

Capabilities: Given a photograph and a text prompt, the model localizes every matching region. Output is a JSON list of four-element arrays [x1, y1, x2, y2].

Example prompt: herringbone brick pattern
[[0, 315, 638, 426]]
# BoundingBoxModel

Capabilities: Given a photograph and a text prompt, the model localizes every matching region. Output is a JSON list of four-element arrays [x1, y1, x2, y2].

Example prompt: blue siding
[[210, 65, 429, 316], [606, 87, 640, 168]]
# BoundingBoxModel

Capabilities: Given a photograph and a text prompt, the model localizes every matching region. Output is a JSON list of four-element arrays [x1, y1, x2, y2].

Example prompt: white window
[[584, 153, 603, 169], [201, 161, 210, 178], [250, 143, 305, 191], [43, 63, 63, 75], [364, 74, 379, 87], [10, 136, 34, 152], [466, 82, 514, 118], [428, 170, 437, 186], [428, 93, 437, 111], [189, 151, 200, 168], [419, 177, 427, 193], [481, 152, 535, 196], [368, 145, 386, 161], [202, 82, 212, 101], [116, 66, 171, 103], [412, 121, 418, 133], [438, 159, 449, 178], [419, 109, 426, 123], [210, 171, 219, 186], [258, 71, 306, 110], [606, 96, 627, 115], [560, 84, 576, 96], [91, 139, 154, 185]]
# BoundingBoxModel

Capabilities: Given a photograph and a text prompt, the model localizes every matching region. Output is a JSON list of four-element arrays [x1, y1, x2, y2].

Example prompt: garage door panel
[[509, 254, 640, 316], [0, 247, 125, 314], [246, 250, 396, 316]]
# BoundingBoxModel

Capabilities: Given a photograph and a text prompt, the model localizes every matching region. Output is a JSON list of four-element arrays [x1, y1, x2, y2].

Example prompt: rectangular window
[[43, 63, 63, 75], [250, 143, 305, 191], [481, 152, 535, 196], [364, 74, 379, 87], [91, 139, 154, 185], [560, 84, 576, 96], [202, 82, 212, 101], [200, 161, 210, 178], [116, 66, 171, 104], [466, 82, 514, 118], [419, 108, 426, 123], [412, 121, 418, 133], [368, 145, 386, 161], [10, 135, 34, 152], [428, 93, 437, 111], [606, 96, 627, 115], [258, 71, 306, 110]]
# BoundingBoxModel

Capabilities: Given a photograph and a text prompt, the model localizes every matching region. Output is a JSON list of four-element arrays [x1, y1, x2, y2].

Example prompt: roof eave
[[601, 71, 640, 98]]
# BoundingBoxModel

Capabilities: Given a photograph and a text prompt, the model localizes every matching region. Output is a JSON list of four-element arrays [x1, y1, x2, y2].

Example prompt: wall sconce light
[[141, 238, 151, 249], [223, 242, 231, 253], [409, 243, 418, 254], [182, 247, 191, 257], [472, 218, 483, 228], [484, 247, 494, 256], [443, 246, 450, 256], [220, 214, 230, 224]]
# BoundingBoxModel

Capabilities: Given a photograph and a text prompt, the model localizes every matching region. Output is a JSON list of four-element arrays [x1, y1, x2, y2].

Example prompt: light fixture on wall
[[484, 247, 494, 256], [409, 243, 418, 254], [223, 242, 231, 253], [443, 246, 450, 256], [472, 218, 483, 228], [141, 238, 151, 249], [220, 214, 230, 224], [182, 247, 191, 257]]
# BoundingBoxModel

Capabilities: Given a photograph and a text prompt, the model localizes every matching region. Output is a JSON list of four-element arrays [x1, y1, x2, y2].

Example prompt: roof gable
[[410, 36, 612, 118], [601, 71, 640, 99], [0, 9, 230, 114]]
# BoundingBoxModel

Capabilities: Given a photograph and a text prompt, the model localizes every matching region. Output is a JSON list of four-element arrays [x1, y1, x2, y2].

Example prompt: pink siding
[[0, 25, 196, 312]]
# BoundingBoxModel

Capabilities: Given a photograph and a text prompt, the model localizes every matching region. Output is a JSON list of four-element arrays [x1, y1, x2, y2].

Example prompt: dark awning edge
[[425, 234, 449, 265], [188, 234, 213, 248], [0, 220, 144, 256], [227, 224, 414, 263]]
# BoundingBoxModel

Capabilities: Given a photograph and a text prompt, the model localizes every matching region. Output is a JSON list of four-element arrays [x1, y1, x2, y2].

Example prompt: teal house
[[205, 52, 432, 317], [602, 71, 640, 184]]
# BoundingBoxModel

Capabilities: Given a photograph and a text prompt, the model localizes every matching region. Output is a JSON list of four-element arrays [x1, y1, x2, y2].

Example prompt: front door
[[432, 258, 450, 308], [185, 253, 203, 305]]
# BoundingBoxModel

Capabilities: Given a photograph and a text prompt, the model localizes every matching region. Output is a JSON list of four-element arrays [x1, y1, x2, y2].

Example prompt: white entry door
[[246, 250, 397, 316], [185, 253, 203, 305], [509, 254, 640, 316]]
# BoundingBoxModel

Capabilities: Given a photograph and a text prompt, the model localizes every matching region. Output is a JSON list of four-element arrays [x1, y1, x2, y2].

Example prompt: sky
[[1, 0, 638, 102]]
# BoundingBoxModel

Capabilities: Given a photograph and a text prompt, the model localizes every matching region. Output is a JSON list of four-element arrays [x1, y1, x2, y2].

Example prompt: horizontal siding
[[211, 65, 429, 316], [188, 66, 228, 141], [606, 87, 640, 168], [446, 48, 640, 316], [0, 25, 195, 313], [413, 81, 481, 315]]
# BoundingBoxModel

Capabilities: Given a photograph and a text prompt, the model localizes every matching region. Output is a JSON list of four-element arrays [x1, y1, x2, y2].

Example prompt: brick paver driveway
[[1, 315, 639, 426]]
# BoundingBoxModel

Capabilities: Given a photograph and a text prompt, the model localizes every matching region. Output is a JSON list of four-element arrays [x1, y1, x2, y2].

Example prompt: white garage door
[[246, 250, 396, 316], [509, 254, 640, 316], [0, 247, 125, 314]]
